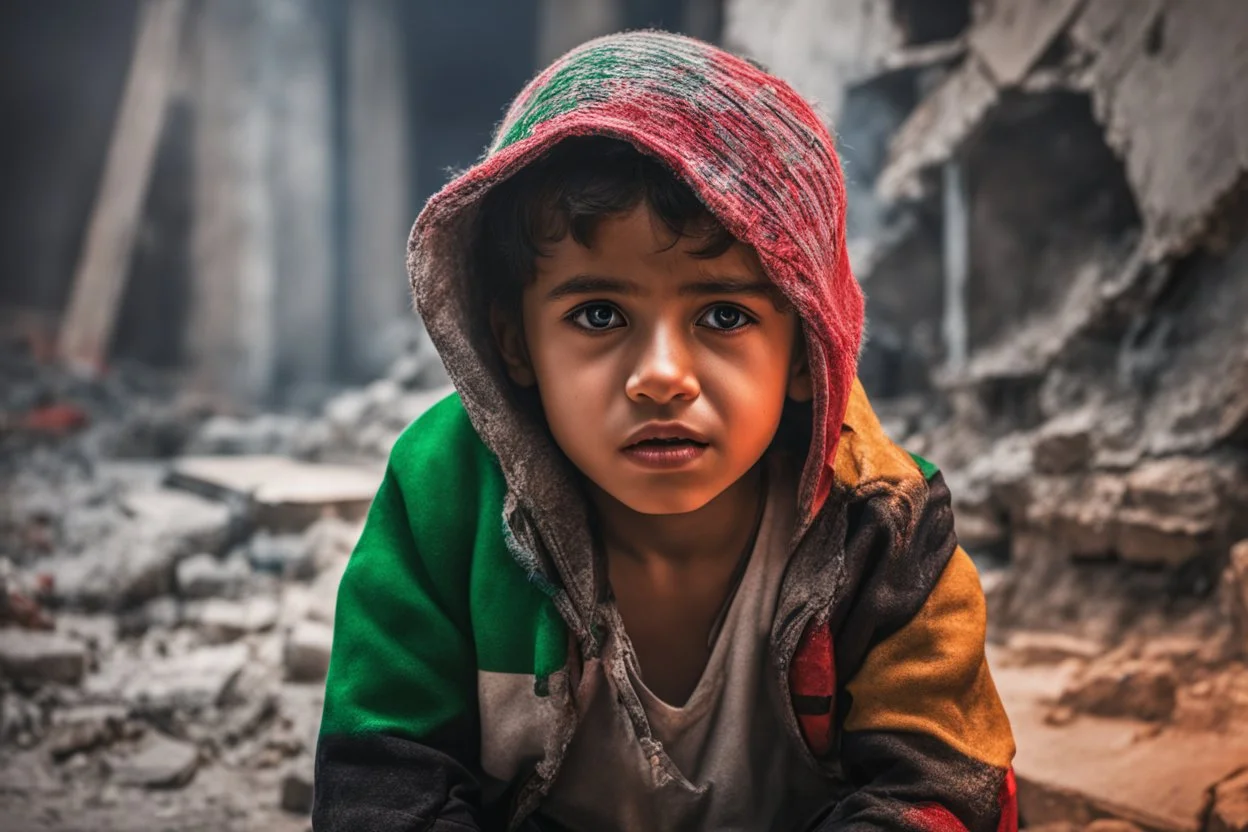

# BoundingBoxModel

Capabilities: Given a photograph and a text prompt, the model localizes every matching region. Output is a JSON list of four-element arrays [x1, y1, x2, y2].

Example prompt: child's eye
[[569, 303, 626, 331], [698, 305, 755, 331]]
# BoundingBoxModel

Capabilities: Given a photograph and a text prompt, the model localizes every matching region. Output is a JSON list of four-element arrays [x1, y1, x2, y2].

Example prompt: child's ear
[[490, 304, 536, 387], [787, 331, 813, 403]]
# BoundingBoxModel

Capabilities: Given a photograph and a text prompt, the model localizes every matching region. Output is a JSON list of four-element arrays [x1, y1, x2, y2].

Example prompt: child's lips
[[620, 438, 708, 469]]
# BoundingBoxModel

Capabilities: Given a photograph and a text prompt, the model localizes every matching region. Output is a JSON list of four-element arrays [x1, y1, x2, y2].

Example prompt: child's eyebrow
[[544, 274, 785, 305], [545, 275, 639, 301]]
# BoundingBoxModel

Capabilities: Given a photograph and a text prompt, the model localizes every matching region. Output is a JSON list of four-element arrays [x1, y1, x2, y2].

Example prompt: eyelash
[[565, 303, 758, 333]]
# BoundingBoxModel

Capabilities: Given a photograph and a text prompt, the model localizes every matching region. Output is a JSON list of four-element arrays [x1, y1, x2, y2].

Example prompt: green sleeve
[[319, 393, 490, 753]]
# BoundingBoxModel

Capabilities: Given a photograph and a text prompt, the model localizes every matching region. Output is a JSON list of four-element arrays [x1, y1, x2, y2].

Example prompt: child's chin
[[609, 486, 719, 517]]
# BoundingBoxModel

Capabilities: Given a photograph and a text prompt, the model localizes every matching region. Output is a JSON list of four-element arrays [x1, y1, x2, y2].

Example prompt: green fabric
[[320, 393, 567, 741], [908, 452, 940, 482]]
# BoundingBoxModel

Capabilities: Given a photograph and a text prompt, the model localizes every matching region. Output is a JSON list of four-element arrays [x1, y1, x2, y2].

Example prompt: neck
[[588, 462, 766, 567]]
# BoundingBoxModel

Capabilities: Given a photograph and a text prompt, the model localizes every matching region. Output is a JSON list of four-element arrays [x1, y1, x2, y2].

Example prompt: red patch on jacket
[[789, 618, 836, 756]]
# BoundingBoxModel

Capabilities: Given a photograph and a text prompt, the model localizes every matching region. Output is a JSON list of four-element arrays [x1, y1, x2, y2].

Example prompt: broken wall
[[726, 0, 1248, 651]]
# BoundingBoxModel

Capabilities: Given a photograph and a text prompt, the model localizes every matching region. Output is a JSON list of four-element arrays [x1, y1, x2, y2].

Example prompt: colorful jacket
[[314, 30, 1016, 832]]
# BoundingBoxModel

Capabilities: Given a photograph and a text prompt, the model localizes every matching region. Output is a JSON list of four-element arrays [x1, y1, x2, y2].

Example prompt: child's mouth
[[622, 437, 709, 468]]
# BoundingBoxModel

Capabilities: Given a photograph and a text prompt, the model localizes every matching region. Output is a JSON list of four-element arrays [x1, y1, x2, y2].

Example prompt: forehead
[[533, 204, 766, 282]]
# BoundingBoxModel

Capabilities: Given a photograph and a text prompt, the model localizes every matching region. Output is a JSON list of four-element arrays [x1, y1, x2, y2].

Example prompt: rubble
[[279, 763, 315, 814], [0, 628, 89, 686], [120, 643, 250, 713], [108, 732, 200, 789], [169, 454, 383, 532], [189, 596, 279, 644], [730, 1, 1248, 825], [283, 620, 333, 683], [1004, 631, 1103, 667], [1205, 768, 1248, 832], [46, 704, 131, 761], [1057, 660, 1179, 723], [176, 551, 251, 599]]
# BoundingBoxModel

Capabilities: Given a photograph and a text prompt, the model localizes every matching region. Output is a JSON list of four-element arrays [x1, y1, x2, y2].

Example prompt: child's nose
[[624, 324, 700, 405]]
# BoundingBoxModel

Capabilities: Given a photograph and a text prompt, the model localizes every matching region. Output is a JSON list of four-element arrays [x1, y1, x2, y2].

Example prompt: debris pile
[[0, 338, 450, 829], [727, 0, 1248, 829]]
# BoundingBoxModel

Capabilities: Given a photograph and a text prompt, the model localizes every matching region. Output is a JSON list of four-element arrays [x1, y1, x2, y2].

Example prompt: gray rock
[[385, 353, 426, 388], [192, 597, 280, 644], [1207, 766, 1248, 832], [1, 691, 46, 746], [189, 413, 306, 456], [121, 489, 233, 556], [123, 643, 249, 712], [248, 533, 314, 581], [1005, 631, 1103, 666], [301, 517, 358, 575], [1058, 659, 1179, 722], [109, 733, 199, 788], [0, 629, 88, 686], [280, 764, 315, 814], [365, 378, 402, 412], [176, 551, 251, 599], [47, 704, 129, 761], [43, 489, 233, 608], [1032, 410, 1095, 474], [284, 621, 333, 682], [143, 597, 183, 630], [306, 561, 347, 626], [324, 390, 371, 433]]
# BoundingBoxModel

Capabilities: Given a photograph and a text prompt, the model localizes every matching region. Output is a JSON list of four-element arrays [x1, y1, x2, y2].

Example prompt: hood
[[407, 30, 865, 631]]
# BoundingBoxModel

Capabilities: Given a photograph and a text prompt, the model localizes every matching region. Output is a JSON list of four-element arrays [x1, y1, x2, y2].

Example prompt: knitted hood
[[407, 30, 865, 631]]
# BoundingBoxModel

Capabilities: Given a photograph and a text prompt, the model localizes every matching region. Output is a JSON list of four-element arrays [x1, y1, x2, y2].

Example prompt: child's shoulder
[[833, 379, 938, 493], [387, 390, 504, 497]]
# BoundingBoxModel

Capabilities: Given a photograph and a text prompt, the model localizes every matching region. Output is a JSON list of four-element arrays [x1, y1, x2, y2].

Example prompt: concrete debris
[[1, 286, 449, 825], [305, 559, 347, 626], [1058, 659, 1179, 722], [1017, 456, 1245, 568], [993, 647, 1248, 832], [1205, 767, 1248, 832], [120, 488, 233, 553], [877, 57, 999, 202], [283, 620, 333, 683], [279, 763, 315, 814], [968, 0, 1086, 86], [1069, 0, 1248, 259], [0, 628, 89, 686], [1004, 631, 1103, 667], [301, 516, 361, 575], [190, 596, 279, 644], [186, 413, 307, 457], [46, 704, 131, 761], [246, 532, 316, 580], [1032, 410, 1096, 475], [121, 643, 249, 713], [169, 454, 382, 532], [108, 732, 200, 789], [176, 551, 251, 599]]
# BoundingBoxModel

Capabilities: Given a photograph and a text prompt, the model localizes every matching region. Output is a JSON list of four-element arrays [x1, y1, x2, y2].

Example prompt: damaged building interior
[[1, 0, 1247, 829]]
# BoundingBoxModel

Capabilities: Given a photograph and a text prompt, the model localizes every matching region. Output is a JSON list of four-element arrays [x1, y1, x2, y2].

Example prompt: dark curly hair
[[473, 136, 737, 309]]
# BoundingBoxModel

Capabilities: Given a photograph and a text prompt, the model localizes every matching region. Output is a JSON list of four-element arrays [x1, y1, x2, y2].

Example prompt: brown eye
[[698, 305, 753, 331], [570, 303, 625, 331]]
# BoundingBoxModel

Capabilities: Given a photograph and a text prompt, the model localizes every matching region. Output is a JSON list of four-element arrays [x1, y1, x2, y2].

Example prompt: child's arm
[[313, 403, 489, 831], [810, 473, 1017, 832]]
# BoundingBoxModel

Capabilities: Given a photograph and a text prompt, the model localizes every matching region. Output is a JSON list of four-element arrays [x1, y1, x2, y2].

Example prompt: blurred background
[[1, 1, 1247, 830]]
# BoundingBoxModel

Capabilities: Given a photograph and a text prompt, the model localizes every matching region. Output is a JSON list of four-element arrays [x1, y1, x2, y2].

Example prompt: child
[[314, 30, 1016, 832]]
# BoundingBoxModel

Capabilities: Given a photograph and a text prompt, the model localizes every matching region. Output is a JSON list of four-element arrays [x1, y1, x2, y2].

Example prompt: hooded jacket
[[314, 30, 1016, 832]]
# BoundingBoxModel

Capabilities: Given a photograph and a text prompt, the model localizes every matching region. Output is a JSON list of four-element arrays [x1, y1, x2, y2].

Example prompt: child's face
[[493, 203, 811, 515]]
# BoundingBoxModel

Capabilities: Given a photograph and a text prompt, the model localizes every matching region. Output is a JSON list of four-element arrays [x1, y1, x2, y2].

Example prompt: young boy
[[314, 30, 1016, 832]]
